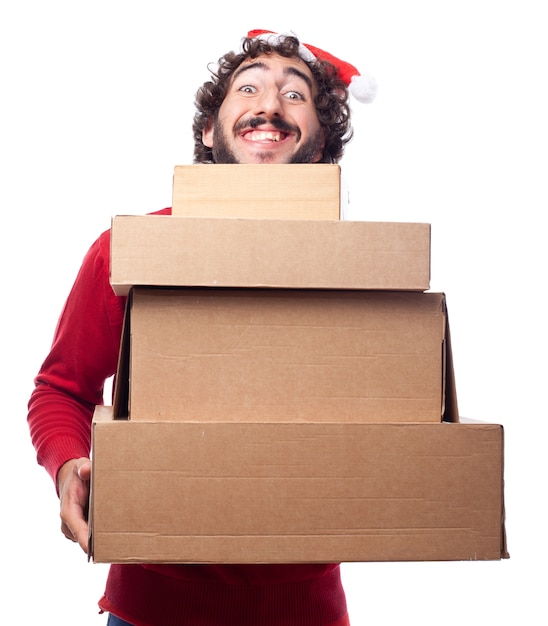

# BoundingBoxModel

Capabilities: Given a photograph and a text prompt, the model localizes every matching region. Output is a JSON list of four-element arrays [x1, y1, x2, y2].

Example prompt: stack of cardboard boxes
[[88, 165, 508, 564]]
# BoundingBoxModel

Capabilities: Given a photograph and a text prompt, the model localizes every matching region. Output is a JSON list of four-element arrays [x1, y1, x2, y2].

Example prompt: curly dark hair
[[192, 35, 353, 163]]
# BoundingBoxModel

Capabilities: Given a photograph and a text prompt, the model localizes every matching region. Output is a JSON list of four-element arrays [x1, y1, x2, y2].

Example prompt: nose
[[254, 87, 284, 117]]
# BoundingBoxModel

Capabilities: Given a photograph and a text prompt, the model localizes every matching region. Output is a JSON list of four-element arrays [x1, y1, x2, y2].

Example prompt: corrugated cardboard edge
[[500, 424, 510, 558], [88, 404, 113, 560]]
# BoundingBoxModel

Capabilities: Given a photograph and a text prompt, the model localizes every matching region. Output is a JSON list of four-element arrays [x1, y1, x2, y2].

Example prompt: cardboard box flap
[[112, 295, 131, 419], [442, 303, 459, 422]]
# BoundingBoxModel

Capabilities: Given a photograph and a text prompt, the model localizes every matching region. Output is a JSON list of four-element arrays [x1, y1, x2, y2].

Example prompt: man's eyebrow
[[233, 62, 313, 90], [284, 66, 313, 90]]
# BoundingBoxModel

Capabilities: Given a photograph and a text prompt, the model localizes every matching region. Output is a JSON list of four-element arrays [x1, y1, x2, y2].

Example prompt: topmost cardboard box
[[172, 164, 343, 220]]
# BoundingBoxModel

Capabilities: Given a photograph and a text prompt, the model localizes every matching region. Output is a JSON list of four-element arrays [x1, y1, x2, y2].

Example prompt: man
[[27, 29, 376, 626]]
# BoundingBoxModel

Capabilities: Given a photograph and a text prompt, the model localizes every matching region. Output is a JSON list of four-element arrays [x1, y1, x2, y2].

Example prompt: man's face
[[202, 53, 325, 164]]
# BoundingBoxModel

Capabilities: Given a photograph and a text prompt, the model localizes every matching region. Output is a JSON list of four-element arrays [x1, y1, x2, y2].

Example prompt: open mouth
[[243, 129, 289, 143]]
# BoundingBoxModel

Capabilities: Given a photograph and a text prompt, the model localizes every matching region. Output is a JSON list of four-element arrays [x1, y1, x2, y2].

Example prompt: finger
[[61, 521, 77, 542], [61, 514, 89, 552]]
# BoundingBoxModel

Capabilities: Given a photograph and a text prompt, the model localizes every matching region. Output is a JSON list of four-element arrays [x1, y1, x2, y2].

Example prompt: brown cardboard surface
[[120, 288, 456, 424], [172, 164, 342, 220], [109, 215, 431, 296], [89, 407, 507, 564]]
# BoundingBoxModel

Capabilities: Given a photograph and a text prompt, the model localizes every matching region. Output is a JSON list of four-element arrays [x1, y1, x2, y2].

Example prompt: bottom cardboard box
[[89, 407, 508, 564]]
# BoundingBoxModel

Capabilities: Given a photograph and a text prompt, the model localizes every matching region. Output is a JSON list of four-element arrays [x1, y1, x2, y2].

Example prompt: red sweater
[[27, 208, 348, 626]]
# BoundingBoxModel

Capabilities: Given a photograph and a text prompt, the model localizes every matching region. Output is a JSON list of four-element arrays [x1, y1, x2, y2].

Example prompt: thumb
[[77, 458, 92, 481]]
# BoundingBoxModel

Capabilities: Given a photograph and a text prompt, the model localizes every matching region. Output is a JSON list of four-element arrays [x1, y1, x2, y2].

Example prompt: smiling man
[[194, 29, 376, 166], [203, 53, 325, 164], [27, 29, 376, 626]]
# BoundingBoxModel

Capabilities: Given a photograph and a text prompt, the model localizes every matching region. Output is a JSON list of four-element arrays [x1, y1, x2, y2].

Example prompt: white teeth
[[249, 131, 281, 142]]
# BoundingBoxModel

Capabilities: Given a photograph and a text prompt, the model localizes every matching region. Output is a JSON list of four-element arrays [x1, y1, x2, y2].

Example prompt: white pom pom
[[349, 74, 378, 104]]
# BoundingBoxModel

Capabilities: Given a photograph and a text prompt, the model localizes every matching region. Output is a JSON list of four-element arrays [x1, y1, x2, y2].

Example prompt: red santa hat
[[247, 29, 377, 104]]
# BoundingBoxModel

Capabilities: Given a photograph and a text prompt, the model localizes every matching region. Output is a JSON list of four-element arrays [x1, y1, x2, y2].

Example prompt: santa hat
[[246, 29, 377, 104]]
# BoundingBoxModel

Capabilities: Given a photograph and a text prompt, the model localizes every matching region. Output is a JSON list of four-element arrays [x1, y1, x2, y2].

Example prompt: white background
[[2, 1, 546, 624]]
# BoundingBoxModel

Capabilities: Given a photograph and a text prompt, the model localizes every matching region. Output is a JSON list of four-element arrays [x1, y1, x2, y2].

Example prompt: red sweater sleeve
[[27, 227, 126, 486]]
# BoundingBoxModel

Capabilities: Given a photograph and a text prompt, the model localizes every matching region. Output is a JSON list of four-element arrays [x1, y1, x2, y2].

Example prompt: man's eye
[[239, 85, 256, 94], [284, 90, 305, 100]]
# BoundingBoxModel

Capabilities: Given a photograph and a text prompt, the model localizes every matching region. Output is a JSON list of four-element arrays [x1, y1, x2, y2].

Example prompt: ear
[[202, 118, 214, 148]]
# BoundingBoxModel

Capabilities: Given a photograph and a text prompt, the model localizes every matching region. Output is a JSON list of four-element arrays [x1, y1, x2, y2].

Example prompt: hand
[[57, 457, 91, 553]]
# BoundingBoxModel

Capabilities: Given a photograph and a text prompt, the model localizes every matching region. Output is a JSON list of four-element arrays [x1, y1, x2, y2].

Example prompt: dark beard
[[211, 117, 324, 164]]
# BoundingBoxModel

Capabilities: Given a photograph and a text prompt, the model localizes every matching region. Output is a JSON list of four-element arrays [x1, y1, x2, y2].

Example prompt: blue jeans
[[106, 615, 133, 626]]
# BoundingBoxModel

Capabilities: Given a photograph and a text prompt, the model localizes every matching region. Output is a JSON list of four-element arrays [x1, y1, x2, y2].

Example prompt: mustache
[[234, 117, 301, 139]]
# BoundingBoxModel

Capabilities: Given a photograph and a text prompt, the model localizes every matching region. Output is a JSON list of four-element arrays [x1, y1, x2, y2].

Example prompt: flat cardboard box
[[109, 215, 431, 296], [89, 406, 508, 564], [171, 164, 342, 220], [116, 289, 457, 424]]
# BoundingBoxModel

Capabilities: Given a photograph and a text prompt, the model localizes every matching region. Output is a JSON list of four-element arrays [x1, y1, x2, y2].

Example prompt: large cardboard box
[[115, 288, 458, 424], [89, 407, 508, 564], [109, 215, 431, 296], [171, 164, 343, 220]]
